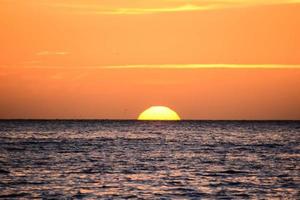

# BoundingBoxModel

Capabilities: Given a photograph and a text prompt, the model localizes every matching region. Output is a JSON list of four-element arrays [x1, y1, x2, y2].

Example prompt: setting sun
[[138, 106, 181, 121]]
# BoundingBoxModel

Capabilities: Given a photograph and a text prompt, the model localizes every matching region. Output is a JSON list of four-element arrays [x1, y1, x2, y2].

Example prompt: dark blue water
[[0, 120, 299, 199]]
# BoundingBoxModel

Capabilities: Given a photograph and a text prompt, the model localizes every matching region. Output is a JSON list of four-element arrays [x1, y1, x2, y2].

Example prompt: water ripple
[[0, 120, 299, 199]]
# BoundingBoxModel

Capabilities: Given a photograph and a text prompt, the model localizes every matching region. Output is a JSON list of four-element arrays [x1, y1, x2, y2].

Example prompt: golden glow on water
[[138, 106, 181, 121]]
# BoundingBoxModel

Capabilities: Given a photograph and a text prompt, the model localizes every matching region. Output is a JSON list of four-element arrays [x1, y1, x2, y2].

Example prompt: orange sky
[[0, 0, 300, 119]]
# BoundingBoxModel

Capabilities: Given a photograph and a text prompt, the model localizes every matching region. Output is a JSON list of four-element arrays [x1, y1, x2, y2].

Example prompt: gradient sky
[[0, 0, 300, 119]]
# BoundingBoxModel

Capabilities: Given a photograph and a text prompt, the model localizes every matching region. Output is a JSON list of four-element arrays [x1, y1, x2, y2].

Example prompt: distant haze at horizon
[[1, 68, 300, 120]]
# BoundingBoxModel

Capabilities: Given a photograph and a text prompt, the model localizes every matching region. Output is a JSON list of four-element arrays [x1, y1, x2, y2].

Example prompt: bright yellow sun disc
[[138, 106, 181, 121]]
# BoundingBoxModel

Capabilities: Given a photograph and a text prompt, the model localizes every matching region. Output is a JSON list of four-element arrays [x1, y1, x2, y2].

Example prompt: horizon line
[[0, 119, 299, 121], [2, 64, 300, 69]]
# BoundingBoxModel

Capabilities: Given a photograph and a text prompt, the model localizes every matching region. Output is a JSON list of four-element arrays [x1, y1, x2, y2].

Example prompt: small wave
[[0, 193, 29, 198], [0, 169, 9, 174]]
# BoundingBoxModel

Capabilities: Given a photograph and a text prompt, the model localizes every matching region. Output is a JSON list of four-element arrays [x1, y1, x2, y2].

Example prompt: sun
[[138, 106, 181, 121]]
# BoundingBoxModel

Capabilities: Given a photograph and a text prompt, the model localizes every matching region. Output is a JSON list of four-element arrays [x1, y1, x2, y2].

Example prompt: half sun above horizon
[[138, 106, 181, 121]]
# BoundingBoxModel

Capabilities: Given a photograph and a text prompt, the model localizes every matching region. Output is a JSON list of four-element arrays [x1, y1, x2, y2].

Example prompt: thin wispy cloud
[[44, 0, 300, 15], [95, 4, 215, 15], [3, 0, 300, 15], [100, 64, 300, 69], [47, 3, 215, 15], [2, 64, 300, 69], [36, 51, 69, 56]]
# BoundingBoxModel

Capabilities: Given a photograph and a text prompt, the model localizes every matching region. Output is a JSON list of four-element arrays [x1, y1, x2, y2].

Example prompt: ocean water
[[0, 120, 299, 199]]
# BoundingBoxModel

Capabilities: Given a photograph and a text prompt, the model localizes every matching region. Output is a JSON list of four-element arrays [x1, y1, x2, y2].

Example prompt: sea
[[0, 120, 299, 199]]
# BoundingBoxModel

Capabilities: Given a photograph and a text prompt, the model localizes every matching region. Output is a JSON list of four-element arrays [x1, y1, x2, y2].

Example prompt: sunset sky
[[0, 0, 300, 119]]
